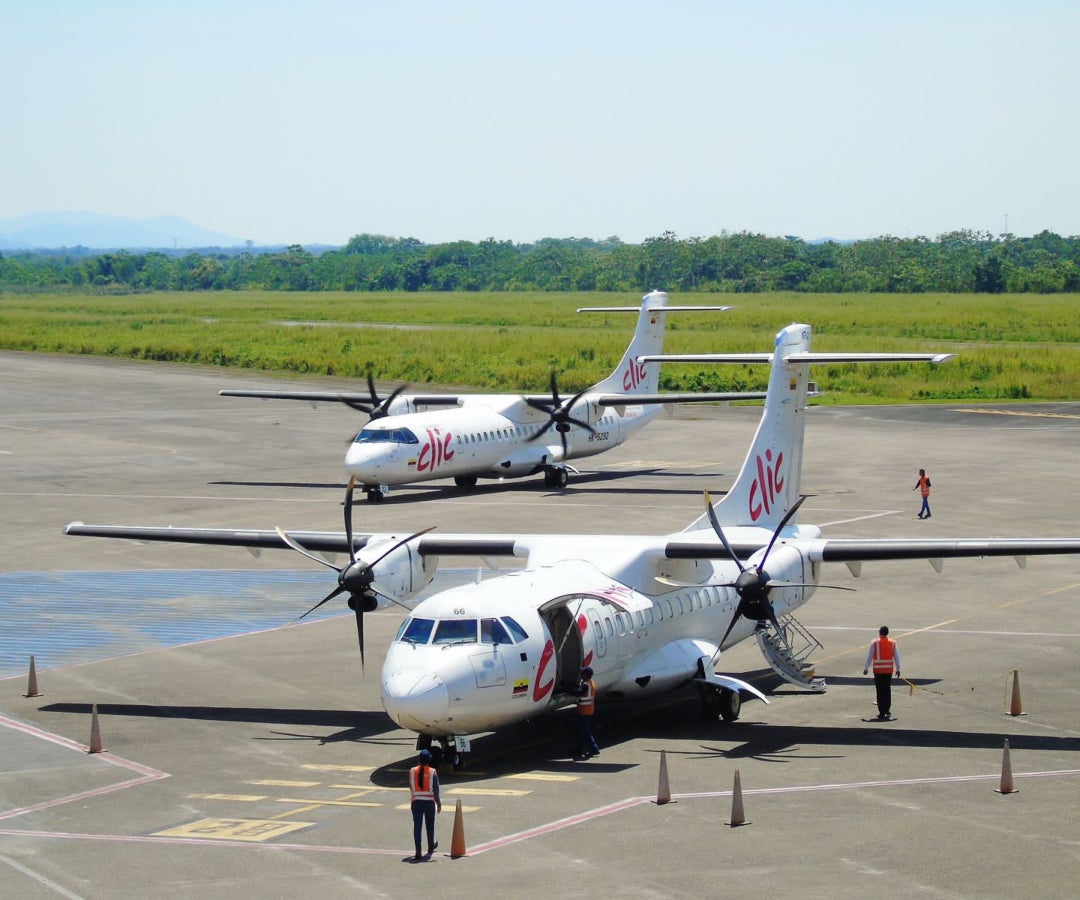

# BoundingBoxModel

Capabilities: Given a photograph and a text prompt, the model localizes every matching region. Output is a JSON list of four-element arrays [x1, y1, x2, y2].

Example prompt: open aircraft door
[[538, 586, 654, 701]]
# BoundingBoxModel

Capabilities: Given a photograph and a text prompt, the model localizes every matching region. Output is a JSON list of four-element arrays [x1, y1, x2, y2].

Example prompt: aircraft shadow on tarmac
[[41, 679, 1076, 784], [210, 468, 730, 504], [39, 702, 398, 742]]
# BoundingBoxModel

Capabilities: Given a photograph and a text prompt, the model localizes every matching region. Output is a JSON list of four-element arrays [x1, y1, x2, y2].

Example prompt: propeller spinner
[[525, 371, 596, 458], [277, 476, 434, 670], [343, 369, 407, 421]]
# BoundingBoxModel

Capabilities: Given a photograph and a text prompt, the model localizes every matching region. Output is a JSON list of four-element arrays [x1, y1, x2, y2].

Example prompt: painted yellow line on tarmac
[[156, 818, 314, 842], [447, 787, 532, 797], [952, 408, 1080, 420], [505, 773, 580, 783], [249, 779, 321, 788], [396, 803, 483, 813], [188, 793, 267, 802], [277, 798, 383, 808], [301, 763, 373, 773]]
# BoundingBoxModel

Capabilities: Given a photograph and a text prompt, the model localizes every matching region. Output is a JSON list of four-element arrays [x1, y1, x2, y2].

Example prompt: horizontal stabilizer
[[577, 305, 733, 313], [594, 391, 766, 407], [641, 351, 955, 366]]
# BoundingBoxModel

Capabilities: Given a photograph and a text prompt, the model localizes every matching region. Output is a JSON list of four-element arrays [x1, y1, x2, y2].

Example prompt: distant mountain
[[0, 211, 245, 250]]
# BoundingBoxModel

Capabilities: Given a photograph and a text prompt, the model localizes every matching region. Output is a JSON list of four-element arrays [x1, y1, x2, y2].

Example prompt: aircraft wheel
[[366, 488, 384, 503], [546, 468, 569, 489], [718, 687, 742, 722], [699, 685, 723, 721], [454, 475, 478, 489]]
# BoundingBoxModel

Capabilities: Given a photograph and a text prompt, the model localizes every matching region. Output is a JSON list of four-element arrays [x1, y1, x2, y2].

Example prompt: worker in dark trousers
[[408, 749, 441, 860], [863, 625, 901, 720], [574, 666, 600, 759]]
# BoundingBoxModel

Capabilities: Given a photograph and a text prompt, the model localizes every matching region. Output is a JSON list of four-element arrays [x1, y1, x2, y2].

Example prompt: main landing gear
[[365, 486, 386, 503], [543, 465, 570, 489], [699, 684, 743, 722]]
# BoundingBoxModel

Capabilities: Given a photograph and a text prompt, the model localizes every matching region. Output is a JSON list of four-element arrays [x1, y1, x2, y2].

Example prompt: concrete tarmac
[[1, 351, 1079, 899]]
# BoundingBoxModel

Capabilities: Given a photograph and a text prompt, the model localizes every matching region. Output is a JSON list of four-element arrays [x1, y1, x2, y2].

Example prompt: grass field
[[1, 290, 1078, 403]]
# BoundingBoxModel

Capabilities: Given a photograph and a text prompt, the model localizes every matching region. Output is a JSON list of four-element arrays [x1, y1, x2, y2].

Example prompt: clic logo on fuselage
[[748, 448, 784, 521], [416, 428, 455, 473]]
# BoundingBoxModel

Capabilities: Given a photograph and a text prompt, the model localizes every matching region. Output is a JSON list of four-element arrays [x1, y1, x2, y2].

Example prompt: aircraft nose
[[382, 670, 449, 732]]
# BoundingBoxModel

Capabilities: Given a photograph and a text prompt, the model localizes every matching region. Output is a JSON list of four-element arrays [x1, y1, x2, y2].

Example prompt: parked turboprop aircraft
[[221, 292, 761, 500], [65, 324, 1080, 766]]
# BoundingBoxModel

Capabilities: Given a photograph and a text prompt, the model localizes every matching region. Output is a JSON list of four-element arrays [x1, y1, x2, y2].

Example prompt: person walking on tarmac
[[914, 468, 932, 518], [863, 626, 901, 720], [574, 666, 600, 760], [408, 749, 441, 860]]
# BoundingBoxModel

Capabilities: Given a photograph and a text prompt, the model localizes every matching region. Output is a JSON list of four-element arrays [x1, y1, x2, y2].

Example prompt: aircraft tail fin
[[675, 331, 955, 531], [581, 292, 737, 397], [687, 324, 814, 531], [585, 290, 669, 396]]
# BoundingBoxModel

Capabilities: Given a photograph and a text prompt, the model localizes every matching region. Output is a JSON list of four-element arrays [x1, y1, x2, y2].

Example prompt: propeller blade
[[370, 581, 415, 612], [758, 495, 807, 570], [717, 604, 743, 650], [296, 584, 347, 622], [355, 606, 366, 671], [766, 580, 856, 592], [704, 490, 745, 573], [276, 526, 339, 571], [344, 476, 357, 564], [366, 525, 437, 569]]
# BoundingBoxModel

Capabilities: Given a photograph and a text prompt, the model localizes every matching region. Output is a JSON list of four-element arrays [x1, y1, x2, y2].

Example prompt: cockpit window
[[501, 616, 529, 642], [433, 619, 478, 644], [481, 617, 513, 645], [397, 617, 435, 644], [353, 427, 420, 445]]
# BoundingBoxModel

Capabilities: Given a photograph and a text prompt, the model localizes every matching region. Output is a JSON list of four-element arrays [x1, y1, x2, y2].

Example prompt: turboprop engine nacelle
[[356, 537, 438, 602]]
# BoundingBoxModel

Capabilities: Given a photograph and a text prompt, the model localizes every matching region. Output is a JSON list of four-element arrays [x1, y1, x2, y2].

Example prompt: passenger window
[[604, 617, 613, 637]]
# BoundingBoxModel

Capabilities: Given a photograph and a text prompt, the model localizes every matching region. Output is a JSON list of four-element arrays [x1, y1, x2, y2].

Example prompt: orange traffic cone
[[729, 769, 748, 826], [1007, 669, 1025, 717], [995, 738, 1018, 794], [655, 750, 672, 805], [25, 655, 41, 698], [89, 704, 104, 754], [449, 799, 467, 858]]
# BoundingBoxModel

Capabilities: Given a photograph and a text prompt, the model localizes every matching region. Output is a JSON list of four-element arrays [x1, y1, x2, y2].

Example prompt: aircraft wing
[[218, 389, 462, 406], [594, 392, 766, 406], [62, 523, 521, 559], [808, 538, 1080, 565]]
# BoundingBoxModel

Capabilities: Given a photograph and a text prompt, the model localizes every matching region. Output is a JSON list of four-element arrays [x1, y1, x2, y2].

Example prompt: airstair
[[755, 614, 826, 692]]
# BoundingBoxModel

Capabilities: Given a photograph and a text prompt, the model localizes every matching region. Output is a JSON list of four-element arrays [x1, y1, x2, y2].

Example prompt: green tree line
[[2, 228, 1079, 294]]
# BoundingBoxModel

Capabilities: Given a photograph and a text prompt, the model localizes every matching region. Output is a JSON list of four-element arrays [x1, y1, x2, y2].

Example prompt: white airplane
[[65, 323, 1080, 766], [220, 292, 761, 501]]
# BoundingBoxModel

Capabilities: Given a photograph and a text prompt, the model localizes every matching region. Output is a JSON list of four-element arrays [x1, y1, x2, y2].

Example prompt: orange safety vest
[[409, 764, 436, 802], [577, 678, 596, 716], [917, 475, 931, 498], [871, 637, 897, 674]]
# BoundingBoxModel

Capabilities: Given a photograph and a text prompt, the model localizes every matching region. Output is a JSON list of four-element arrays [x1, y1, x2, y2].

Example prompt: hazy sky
[[3, 1, 1077, 245]]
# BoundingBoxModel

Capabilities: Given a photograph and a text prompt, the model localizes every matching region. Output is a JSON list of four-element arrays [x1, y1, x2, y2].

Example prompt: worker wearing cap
[[574, 666, 600, 760], [408, 749, 441, 860]]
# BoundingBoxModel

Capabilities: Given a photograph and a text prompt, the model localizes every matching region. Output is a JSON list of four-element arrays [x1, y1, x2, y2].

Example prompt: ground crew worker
[[574, 666, 599, 759], [408, 749, 441, 860], [913, 468, 932, 518], [863, 626, 901, 720]]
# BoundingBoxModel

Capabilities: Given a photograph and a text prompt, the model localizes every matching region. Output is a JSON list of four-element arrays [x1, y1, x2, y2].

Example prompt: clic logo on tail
[[622, 359, 648, 392], [748, 448, 784, 521]]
